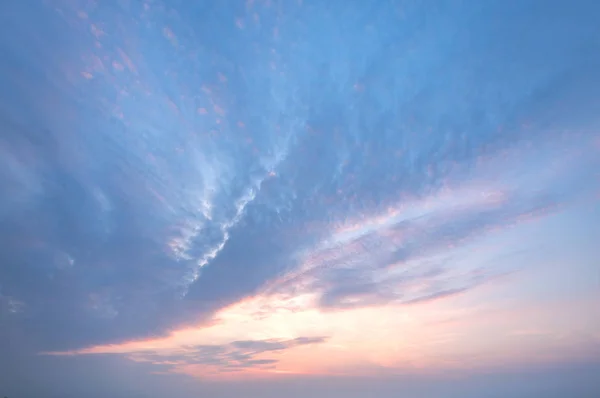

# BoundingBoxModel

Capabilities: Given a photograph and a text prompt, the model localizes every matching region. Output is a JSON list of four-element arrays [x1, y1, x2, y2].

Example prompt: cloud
[[80, 336, 329, 374], [259, 137, 600, 311], [0, 289, 25, 314], [1, 0, 599, 366]]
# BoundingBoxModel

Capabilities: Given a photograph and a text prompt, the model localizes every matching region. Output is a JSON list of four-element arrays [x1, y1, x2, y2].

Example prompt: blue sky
[[1, 0, 599, 397]]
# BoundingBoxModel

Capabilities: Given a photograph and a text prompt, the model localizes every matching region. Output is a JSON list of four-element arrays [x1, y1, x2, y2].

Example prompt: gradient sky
[[1, 0, 600, 397]]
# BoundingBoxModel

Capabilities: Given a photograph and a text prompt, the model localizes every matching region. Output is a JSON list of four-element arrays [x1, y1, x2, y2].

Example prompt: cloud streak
[[261, 137, 599, 312], [54, 336, 329, 376]]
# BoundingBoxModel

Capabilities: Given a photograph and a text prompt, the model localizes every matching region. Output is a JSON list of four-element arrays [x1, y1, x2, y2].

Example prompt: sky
[[1, 0, 600, 397]]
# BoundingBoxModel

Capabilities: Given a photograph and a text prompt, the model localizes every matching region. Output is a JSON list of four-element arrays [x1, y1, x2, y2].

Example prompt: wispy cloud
[[262, 137, 599, 311], [42, 136, 600, 376], [127, 336, 328, 374]]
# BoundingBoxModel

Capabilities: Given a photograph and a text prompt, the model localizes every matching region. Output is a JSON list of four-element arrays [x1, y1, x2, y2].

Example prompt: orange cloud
[[42, 156, 600, 379], [44, 280, 600, 379]]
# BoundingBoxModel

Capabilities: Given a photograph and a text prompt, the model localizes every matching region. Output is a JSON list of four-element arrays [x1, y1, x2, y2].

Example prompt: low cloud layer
[[121, 336, 328, 374]]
